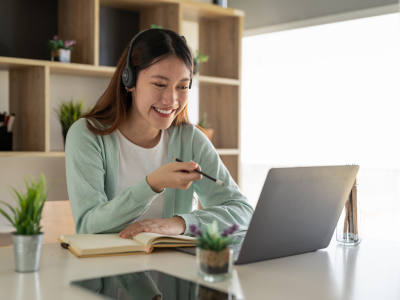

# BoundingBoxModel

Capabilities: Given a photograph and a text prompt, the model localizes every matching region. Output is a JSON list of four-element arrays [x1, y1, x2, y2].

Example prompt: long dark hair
[[83, 29, 202, 135]]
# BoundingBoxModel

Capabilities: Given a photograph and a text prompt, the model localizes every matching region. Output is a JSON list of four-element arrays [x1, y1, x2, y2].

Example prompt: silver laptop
[[175, 165, 359, 265]]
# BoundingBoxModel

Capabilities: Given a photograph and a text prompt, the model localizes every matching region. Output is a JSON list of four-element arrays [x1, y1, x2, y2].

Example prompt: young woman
[[65, 29, 254, 238]]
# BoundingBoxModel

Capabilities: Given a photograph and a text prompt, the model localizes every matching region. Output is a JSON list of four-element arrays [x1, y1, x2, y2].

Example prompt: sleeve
[[65, 120, 164, 234], [174, 127, 254, 235]]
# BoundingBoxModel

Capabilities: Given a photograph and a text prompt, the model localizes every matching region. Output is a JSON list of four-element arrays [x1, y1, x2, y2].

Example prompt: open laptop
[[175, 165, 359, 265]]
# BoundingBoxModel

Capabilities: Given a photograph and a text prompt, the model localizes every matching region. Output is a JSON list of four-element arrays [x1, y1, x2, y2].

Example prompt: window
[[241, 13, 400, 242]]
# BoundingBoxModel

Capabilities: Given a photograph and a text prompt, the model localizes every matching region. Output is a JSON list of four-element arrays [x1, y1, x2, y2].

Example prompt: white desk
[[1, 237, 400, 300]]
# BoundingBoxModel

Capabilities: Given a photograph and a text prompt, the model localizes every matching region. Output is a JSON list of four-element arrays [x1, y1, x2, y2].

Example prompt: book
[[58, 232, 197, 258]]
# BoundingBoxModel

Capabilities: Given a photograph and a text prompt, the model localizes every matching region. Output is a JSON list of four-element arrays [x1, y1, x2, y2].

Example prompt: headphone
[[122, 29, 192, 90]]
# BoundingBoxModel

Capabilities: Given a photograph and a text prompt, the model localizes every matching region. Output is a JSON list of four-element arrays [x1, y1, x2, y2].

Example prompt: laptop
[[175, 165, 359, 264]]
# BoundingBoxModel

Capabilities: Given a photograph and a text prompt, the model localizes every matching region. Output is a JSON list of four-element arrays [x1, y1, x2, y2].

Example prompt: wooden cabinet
[[0, 0, 243, 187]]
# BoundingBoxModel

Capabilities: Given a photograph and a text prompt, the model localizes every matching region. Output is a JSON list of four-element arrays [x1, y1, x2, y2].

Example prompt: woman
[[65, 28, 254, 238]]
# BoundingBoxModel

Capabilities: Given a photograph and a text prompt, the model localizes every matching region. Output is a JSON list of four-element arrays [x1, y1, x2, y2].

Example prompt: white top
[[115, 128, 170, 222]]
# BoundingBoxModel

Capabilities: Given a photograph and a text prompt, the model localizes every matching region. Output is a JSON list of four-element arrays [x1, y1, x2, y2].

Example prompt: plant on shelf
[[47, 35, 76, 63], [53, 97, 90, 146], [193, 49, 209, 75], [0, 174, 52, 272], [190, 221, 239, 282], [197, 112, 214, 141]]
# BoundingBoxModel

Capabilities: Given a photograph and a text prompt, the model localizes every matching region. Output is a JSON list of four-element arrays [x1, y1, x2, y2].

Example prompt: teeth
[[154, 107, 173, 114]]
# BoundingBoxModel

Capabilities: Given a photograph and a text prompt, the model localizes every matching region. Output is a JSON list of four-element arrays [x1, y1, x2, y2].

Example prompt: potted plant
[[190, 221, 239, 282], [193, 49, 209, 75], [0, 174, 51, 272], [198, 112, 214, 141], [47, 35, 76, 63], [53, 97, 90, 146]]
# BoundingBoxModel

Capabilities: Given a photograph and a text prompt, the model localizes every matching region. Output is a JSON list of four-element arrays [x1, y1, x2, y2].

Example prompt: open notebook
[[59, 233, 197, 258]]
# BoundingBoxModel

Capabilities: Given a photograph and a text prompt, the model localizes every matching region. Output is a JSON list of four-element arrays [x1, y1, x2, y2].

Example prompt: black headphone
[[122, 29, 192, 90]]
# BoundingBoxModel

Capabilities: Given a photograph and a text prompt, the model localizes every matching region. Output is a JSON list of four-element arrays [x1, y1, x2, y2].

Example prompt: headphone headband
[[122, 29, 192, 89]]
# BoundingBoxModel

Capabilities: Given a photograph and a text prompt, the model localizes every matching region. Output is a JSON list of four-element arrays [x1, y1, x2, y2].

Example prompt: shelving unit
[[0, 0, 243, 186]]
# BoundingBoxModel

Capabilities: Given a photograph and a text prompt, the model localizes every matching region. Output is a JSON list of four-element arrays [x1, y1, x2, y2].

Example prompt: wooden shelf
[[99, 0, 244, 19], [0, 57, 241, 84], [195, 75, 239, 85], [0, 152, 65, 157], [0, 57, 114, 78], [216, 149, 240, 155], [1, 0, 243, 186]]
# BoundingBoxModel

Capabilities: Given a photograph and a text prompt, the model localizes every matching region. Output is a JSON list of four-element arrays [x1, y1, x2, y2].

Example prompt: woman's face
[[130, 56, 191, 130]]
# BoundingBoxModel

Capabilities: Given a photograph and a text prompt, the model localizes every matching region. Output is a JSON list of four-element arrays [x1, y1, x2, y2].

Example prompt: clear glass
[[196, 247, 233, 282], [336, 182, 362, 246]]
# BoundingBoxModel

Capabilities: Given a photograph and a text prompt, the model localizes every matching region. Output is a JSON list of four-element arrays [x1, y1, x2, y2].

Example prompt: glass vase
[[196, 247, 233, 282], [336, 179, 362, 246]]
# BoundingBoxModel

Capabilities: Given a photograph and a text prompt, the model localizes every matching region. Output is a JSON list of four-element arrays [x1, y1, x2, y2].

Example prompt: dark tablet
[[71, 269, 244, 300]]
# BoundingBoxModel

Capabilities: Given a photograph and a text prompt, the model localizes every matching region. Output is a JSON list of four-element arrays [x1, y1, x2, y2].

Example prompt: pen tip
[[172, 157, 176, 161], [216, 180, 224, 186]]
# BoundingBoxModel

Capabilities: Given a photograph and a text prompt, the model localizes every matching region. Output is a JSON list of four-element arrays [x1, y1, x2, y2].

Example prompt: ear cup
[[122, 66, 136, 89]]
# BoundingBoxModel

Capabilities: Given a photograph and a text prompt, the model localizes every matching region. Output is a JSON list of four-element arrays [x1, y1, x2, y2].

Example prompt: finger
[[130, 225, 155, 236], [182, 170, 202, 181], [174, 161, 199, 172]]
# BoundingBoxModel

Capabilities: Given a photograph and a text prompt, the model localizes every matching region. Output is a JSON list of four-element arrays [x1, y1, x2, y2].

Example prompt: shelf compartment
[[58, 0, 97, 65], [9, 66, 47, 151], [200, 84, 239, 149], [199, 16, 241, 79]]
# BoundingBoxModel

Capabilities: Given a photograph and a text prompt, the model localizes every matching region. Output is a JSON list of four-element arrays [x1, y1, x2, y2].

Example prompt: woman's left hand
[[118, 217, 186, 238]]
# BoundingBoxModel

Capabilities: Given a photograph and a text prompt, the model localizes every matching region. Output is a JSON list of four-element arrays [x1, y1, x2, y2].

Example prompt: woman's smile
[[152, 106, 177, 118]]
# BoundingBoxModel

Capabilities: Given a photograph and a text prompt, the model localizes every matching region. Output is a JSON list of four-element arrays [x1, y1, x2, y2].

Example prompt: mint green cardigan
[[65, 118, 254, 235]]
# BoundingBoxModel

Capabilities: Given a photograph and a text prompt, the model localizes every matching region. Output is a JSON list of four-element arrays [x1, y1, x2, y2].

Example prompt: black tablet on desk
[[71, 269, 243, 300]]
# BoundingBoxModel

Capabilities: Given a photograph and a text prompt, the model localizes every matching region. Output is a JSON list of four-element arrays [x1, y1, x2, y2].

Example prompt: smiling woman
[[64, 29, 254, 238]]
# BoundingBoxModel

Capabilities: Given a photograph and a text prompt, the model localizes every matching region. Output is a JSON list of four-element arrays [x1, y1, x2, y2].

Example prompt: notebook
[[59, 232, 196, 258]]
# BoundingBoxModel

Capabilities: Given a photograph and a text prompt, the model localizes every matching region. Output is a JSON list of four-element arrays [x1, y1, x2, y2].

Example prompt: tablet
[[71, 269, 243, 300]]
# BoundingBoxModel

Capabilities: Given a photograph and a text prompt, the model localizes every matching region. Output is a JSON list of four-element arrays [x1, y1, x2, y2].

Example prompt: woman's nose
[[161, 88, 178, 106]]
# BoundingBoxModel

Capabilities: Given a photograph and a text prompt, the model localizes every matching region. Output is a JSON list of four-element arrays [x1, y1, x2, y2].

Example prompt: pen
[[173, 157, 224, 186]]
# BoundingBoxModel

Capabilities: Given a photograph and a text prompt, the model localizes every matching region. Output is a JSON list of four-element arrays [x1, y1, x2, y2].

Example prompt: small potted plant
[[190, 221, 239, 282], [198, 112, 214, 141], [0, 174, 51, 272], [47, 35, 76, 63], [53, 97, 90, 146], [193, 49, 209, 75]]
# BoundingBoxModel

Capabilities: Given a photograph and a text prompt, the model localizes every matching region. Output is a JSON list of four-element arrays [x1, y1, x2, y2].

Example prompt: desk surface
[[1, 237, 400, 300]]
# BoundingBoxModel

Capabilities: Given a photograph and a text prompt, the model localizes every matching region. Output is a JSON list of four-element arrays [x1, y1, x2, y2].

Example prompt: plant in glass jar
[[190, 221, 239, 282], [193, 49, 209, 75], [53, 97, 90, 147], [0, 174, 51, 272], [47, 35, 76, 63]]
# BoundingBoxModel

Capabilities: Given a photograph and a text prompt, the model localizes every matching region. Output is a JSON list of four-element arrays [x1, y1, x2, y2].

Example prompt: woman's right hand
[[146, 160, 202, 192]]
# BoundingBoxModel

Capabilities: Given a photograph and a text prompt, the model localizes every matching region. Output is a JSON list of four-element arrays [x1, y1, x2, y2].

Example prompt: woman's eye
[[154, 83, 166, 87], [179, 86, 189, 90]]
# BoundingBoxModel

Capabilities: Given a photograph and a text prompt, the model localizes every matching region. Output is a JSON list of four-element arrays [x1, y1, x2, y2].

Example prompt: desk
[[1, 237, 400, 300]]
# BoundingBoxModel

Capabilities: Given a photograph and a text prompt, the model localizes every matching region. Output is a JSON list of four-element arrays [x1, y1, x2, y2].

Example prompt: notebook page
[[133, 232, 197, 247], [60, 234, 145, 256]]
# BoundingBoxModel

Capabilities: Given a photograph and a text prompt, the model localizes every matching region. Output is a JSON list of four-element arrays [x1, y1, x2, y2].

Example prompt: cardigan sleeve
[[174, 127, 254, 235], [65, 119, 163, 234]]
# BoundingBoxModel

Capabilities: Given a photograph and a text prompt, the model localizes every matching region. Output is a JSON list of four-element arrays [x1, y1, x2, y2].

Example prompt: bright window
[[241, 13, 400, 242]]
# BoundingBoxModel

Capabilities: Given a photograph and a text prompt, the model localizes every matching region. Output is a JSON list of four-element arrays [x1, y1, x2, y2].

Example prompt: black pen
[[173, 157, 224, 186]]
